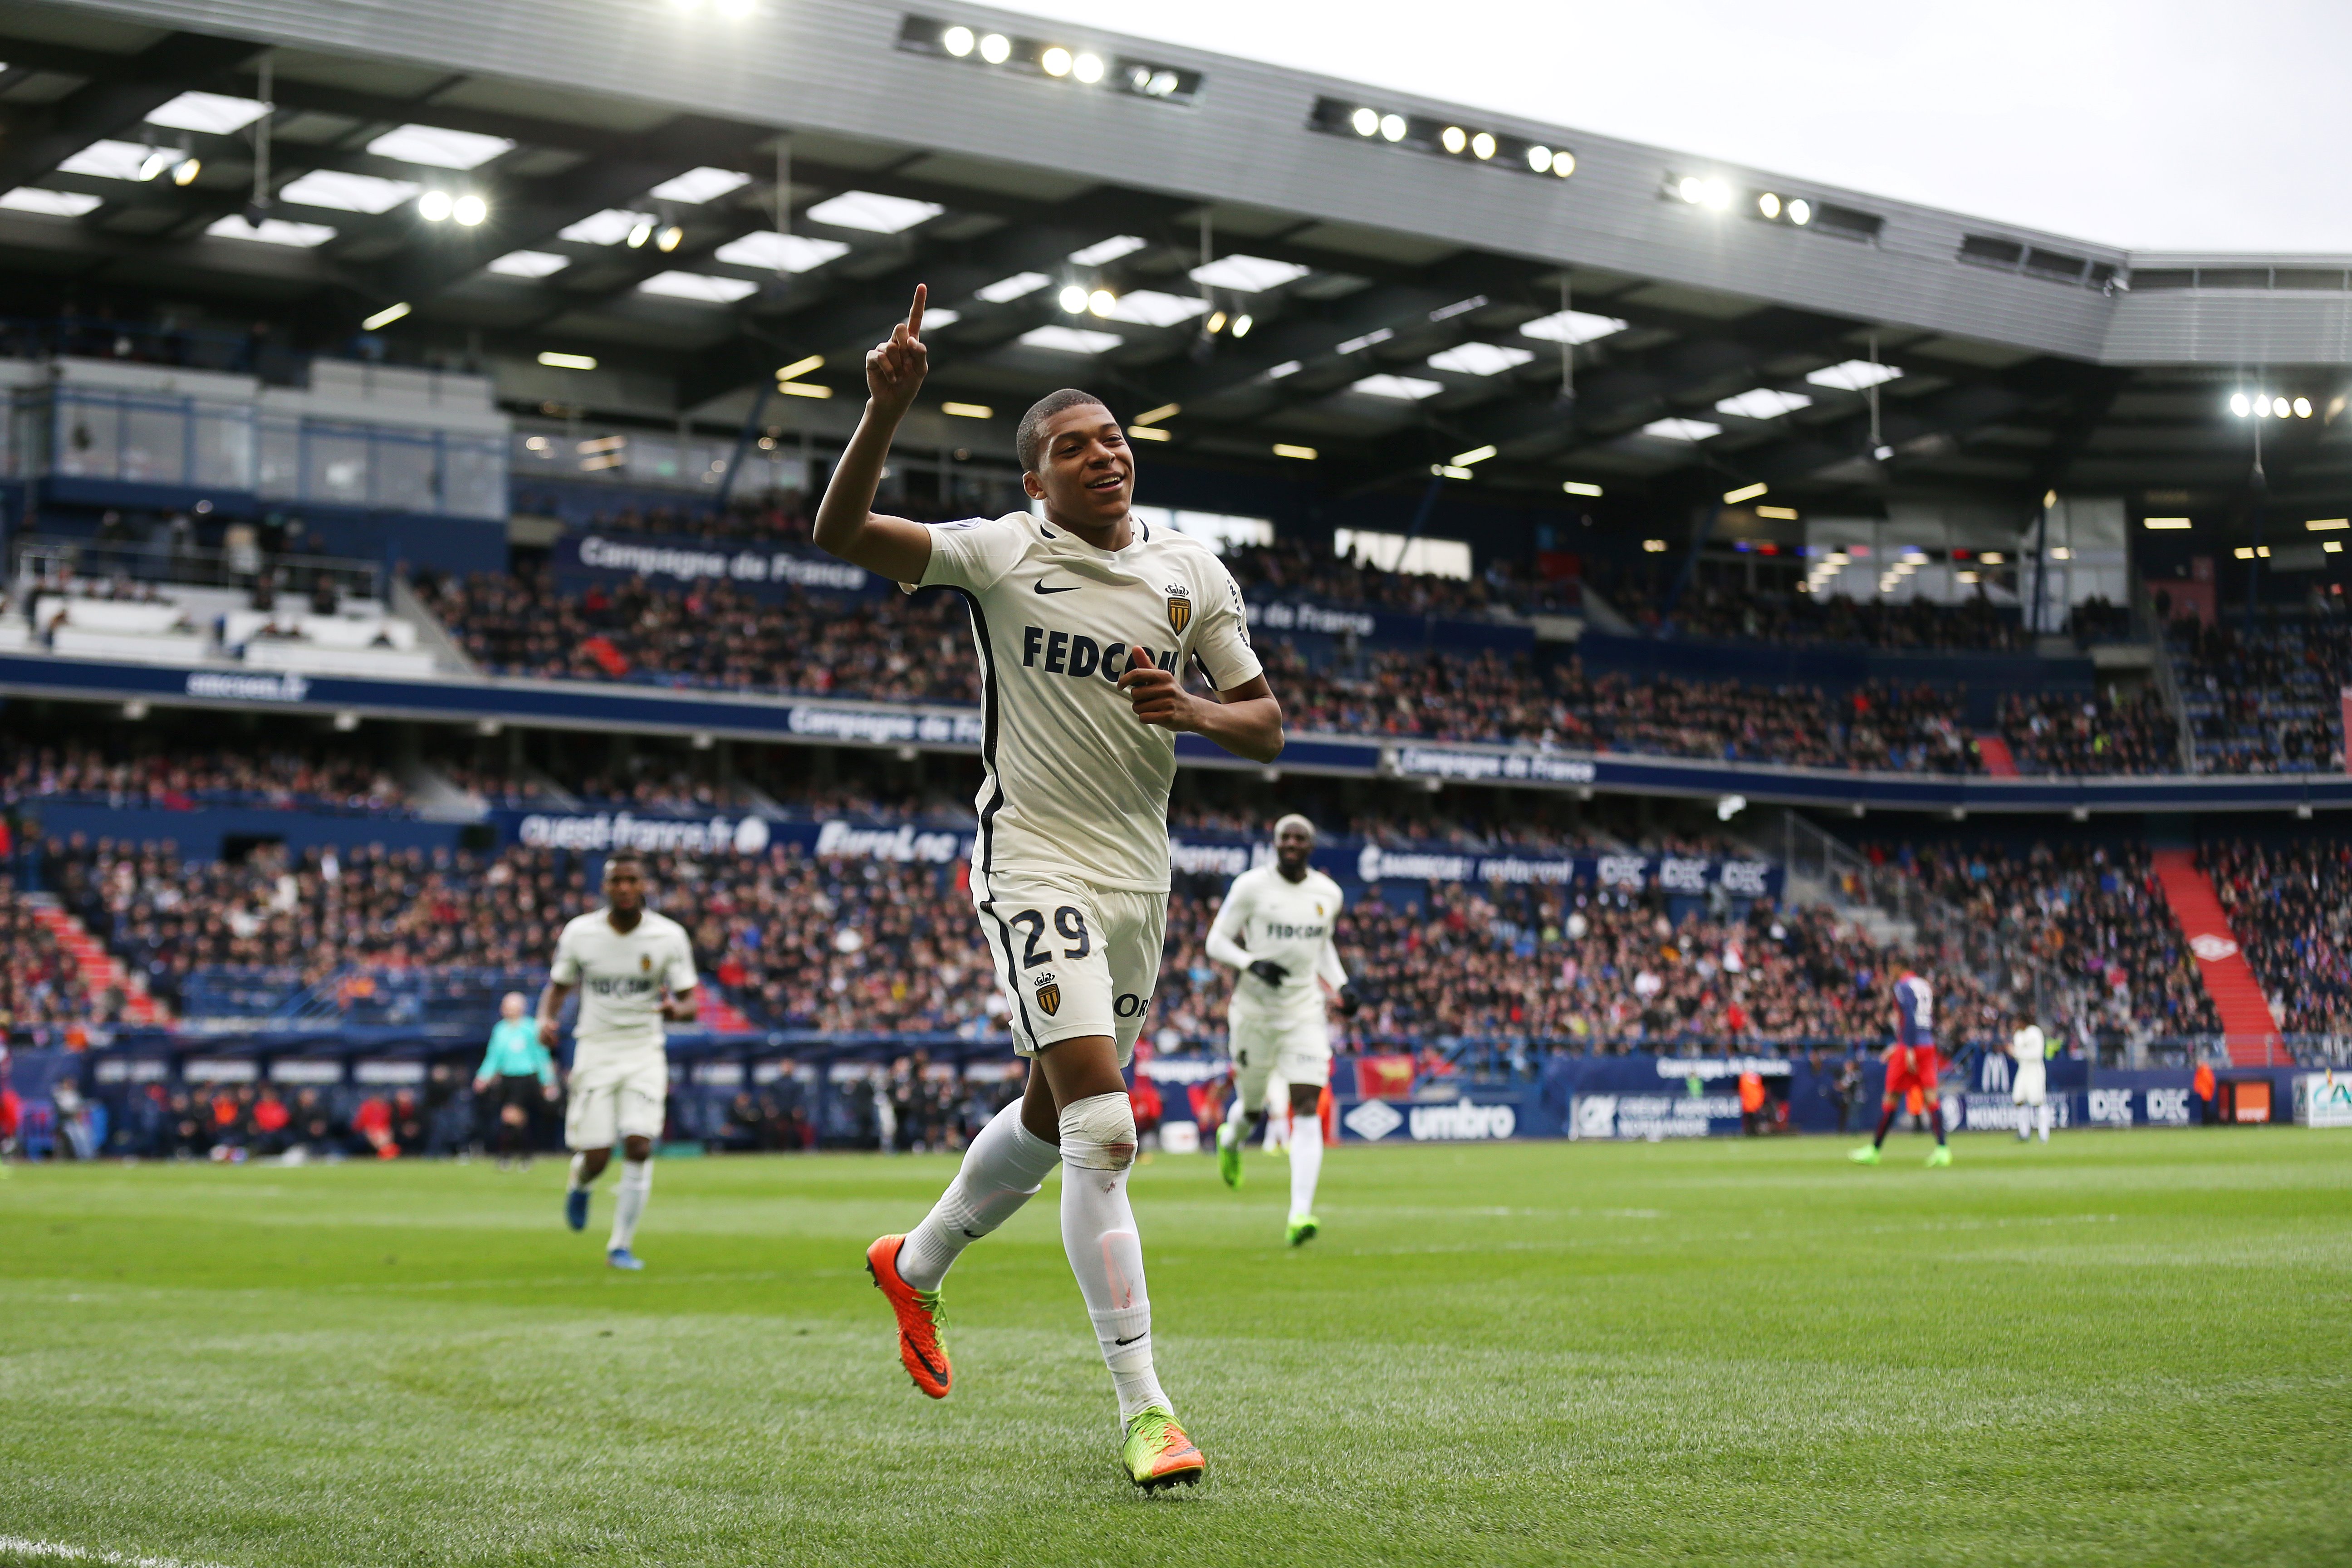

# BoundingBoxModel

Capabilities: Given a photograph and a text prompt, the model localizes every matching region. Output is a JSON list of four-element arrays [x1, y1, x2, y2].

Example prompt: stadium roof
[[0, 0, 2347, 513]]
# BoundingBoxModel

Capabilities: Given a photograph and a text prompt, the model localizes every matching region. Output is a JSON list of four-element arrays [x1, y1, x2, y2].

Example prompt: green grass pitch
[[2, 1129, 2347, 1567]]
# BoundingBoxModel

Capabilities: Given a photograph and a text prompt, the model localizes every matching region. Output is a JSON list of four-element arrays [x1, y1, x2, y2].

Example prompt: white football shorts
[[2010, 1063, 2047, 1108], [564, 1052, 668, 1149], [972, 869, 1166, 1066], [1230, 1009, 1333, 1105]]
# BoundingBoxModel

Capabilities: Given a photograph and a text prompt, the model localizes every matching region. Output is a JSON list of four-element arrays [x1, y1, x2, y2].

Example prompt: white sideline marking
[[0, 1537, 234, 1568]]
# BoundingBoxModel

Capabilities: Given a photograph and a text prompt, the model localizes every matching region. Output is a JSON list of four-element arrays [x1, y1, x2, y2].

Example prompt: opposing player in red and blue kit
[[1850, 968, 1953, 1167]]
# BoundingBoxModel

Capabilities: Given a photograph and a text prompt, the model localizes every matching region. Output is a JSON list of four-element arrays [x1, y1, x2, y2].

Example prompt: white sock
[[897, 1107, 1060, 1292], [2037, 1103, 2052, 1141], [1220, 1091, 1248, 1146], [608, 1159, 651, 1251], [1060, 1091, 1168, 1422], [567, 1153, 590, 1191], [1289, 1108, 1323, 1220]]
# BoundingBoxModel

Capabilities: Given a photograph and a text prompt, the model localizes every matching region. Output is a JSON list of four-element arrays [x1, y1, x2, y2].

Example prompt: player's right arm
[[539, 921, 580, 1051], [812, 286, 935, 585], [537, 983, 573, 1051], [1203, 876, 1255, 972]]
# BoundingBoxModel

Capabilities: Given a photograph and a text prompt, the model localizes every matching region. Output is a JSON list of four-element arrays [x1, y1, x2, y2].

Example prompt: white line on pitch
[[0, 1536, 236, 1568]]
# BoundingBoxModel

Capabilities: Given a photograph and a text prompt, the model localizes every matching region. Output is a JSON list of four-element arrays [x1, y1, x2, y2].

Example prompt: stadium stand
[[2198, 838, 2352, 1034], [1872, 840, 2221, 1038], [2169, 612, 2348, 773]]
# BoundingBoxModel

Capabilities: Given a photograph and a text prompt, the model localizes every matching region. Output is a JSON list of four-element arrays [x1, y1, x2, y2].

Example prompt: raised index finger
[[906, 283, 926, 341]]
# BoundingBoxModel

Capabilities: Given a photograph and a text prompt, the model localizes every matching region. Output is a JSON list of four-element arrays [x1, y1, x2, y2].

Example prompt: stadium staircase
[[1975, 735, 2020, 776], [2149, 850, 2282, 1065], [21, 892, 165, 1024]]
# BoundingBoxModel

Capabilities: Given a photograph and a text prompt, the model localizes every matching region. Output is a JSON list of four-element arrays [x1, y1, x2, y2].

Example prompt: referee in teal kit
[[475, 991, 558, 1168]]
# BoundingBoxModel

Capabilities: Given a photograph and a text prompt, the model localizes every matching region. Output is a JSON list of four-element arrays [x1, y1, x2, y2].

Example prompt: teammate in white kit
[[1206, 814, 1357, 1245], [813, 289, 1284, 1490], [2009, 1016, 2053, 1142], [539, 851, 697, 1270]]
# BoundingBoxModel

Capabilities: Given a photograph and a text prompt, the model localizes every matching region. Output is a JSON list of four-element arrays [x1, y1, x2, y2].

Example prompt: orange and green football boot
[[866, 1234, 951, 1398], [1122, 1406, 1206, 1491]]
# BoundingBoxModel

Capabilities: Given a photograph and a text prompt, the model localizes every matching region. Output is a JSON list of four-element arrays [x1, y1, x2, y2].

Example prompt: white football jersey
[[2009, 1025, 2048, 1069], [549, 907, 696, 1066], [916, 510, 1262, 892], [1207, 864, 1349, 1024]]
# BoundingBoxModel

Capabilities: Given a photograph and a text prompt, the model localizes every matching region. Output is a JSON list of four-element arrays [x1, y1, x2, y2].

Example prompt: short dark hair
[[1015, 388, 1111, 474], [603, 850, 644, 875]]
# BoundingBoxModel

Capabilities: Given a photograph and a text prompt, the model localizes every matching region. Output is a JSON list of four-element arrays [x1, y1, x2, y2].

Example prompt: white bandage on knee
[[1058, 1091, 1137, 1171]]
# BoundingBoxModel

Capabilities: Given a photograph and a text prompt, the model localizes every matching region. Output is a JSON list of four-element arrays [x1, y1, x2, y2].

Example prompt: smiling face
[[1275, 820, 1314, 876], [1021, 402, 1133, 532]]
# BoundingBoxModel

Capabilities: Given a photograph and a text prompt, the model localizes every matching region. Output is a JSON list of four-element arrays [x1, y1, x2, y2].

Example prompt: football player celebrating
[[1850, 965, 1952, 1167], [814, 288, 1282, 1490], [541, 851, 697, 1268], [1205, 813, 1356, 1243]]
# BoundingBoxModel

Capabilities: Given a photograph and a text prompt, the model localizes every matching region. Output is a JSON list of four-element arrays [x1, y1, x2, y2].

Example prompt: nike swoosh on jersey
[[1033, 580, 1081, 594]]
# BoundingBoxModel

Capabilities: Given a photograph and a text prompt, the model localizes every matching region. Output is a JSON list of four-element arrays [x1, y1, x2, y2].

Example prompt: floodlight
[[1073, 53, 1103, 83], [1041, 47, 1072, 77], [1088, 288, 1116, 315], [2295, 397, 2314, 417], [1272, 443, 1318, 460], [1441, 126, 1467, 154], [453, 194, 486, 226], [1562, 481, 1602, 497], [776, 354, 823, 380], [1471, 132, 1495, 160], [1379, 113, 1406, 142], [627, 218, 654, 248], [170, 156, 200, 186], [1701, 178, 1731, 211], [1231, 314, 1253, 337], [1677, 176, 1702, 204], [417, 190, 453, 222], [1788, 198, 1811, 225], [137, 147, 171, 182], [1059, 284, 1088, 313], [2230, 392, 2251, 416], [1352, 108, 1379, 137], [979, 32, 1011, 63], [1551, 151, 1574, 177], [1527, 145, 1552, 172], [2256, 395, 2273, 416], [656, 224, 684, 251], [942, 25, 974, 55], [942, 402, 992, 419], [1758, 192, 1780, 219], [538, 351, 597, 370], [1204, 310, 1227, 334], [360, 302, 411, 332]]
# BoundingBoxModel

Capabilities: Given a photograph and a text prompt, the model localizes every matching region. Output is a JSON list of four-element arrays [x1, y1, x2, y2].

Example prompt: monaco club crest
[[1034, 972, 1062, 1016], [1165, 585, 1191, 634]]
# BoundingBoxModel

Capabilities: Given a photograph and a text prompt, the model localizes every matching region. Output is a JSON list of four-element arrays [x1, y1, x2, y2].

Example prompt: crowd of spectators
[[1219, 539, 1573, 617], [429, 566, 981, 706], [1875, 839, 2220, 1039], [2169, 612, 2348, 774], [1998, 689, 2182, 775], [1675, 589, 2034, 652], [2, 737, 408, 816], [0, 878, 97, 1028], [30, 823, 2046, 1058], [2200, 838, 2352, 1035]]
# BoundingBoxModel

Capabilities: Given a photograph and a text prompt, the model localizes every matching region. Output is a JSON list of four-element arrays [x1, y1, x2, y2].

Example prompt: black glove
[[1336, 985, 1362, 1017], [1247, 959, 1289, 986]]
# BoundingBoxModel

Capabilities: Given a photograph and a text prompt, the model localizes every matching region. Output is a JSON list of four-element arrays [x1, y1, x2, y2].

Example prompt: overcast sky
[[1006, 0, 2352, 255]]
